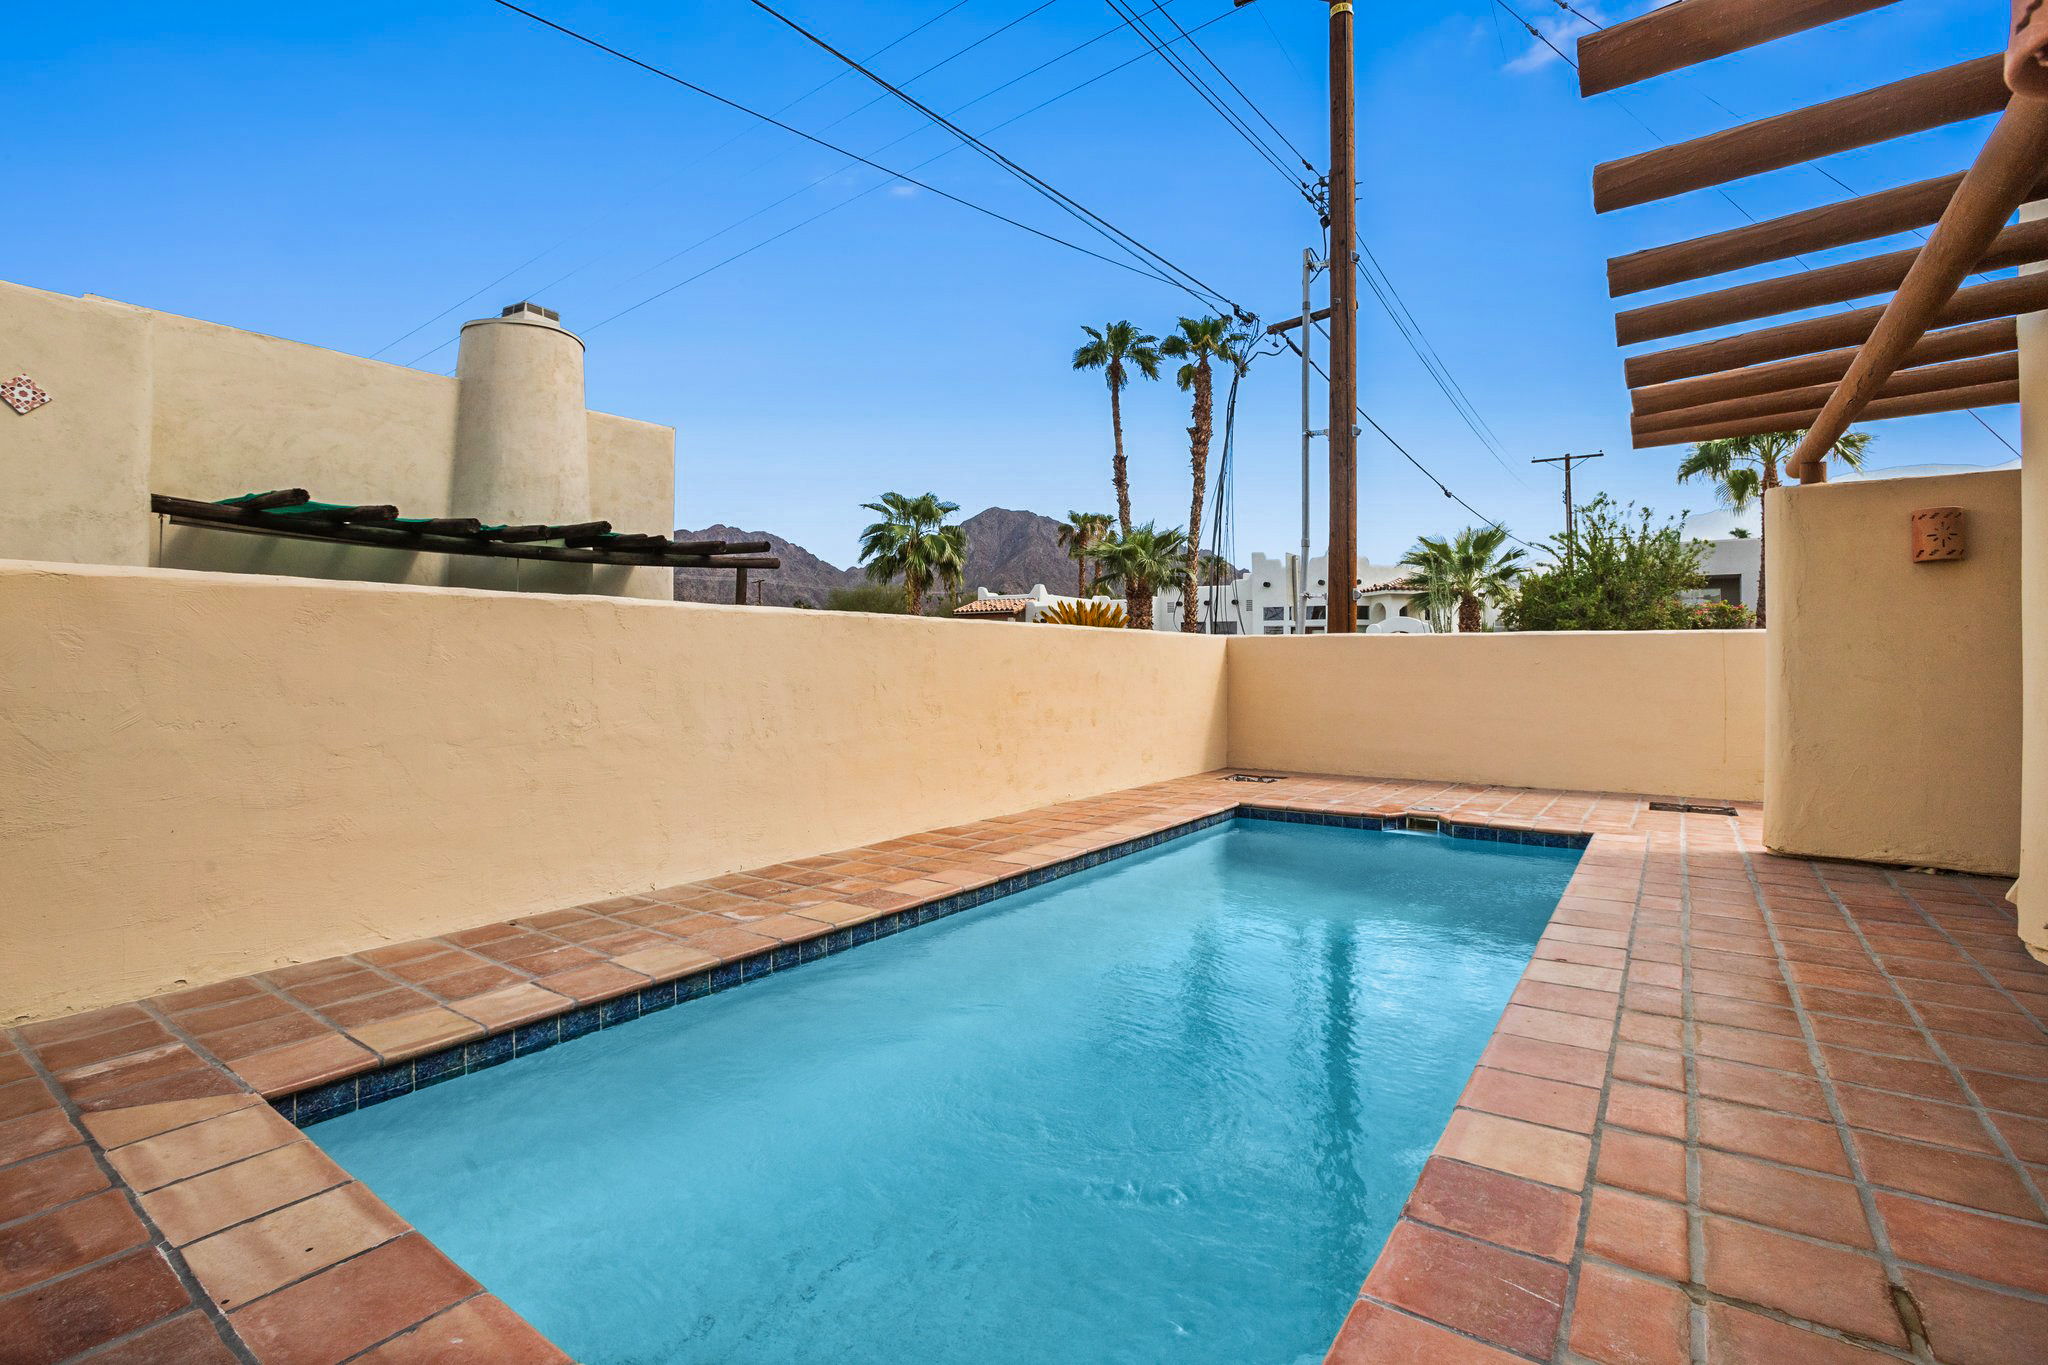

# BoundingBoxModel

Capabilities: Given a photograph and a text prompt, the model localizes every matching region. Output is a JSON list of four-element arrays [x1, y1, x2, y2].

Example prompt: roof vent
[[501, 301, 560, 322]]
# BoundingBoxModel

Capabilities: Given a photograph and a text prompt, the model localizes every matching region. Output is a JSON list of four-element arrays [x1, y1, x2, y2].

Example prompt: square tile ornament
[[2, 373, 50, 415]]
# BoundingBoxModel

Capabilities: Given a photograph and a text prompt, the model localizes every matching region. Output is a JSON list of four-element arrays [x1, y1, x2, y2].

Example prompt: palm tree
[[1401, 525, 1525, 634], [1088, 522, 1189, 630], [1161, 315, 1253, 634], [1678, 427, 1871, 627], [857, 491, 968, 616], [1071, 322, 1161, 535], [1056, 511, 1114, 596]]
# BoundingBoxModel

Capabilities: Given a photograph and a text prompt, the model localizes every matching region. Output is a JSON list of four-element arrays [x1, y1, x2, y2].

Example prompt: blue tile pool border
[[275, 806, 1588, 1127]]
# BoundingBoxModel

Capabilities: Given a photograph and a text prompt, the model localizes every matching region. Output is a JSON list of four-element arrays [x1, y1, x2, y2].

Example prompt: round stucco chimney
[[451, 302, 590, 528]]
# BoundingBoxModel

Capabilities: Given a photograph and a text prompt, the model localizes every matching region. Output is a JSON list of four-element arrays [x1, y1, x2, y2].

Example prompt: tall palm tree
[[1161, 315, 1253, 634], [1400, 525, 1525, 634], [1056, 510, 1114, 595], [1088, 522, 1189, 630], [1071, 322, 1161, 535], [1678, 427, 1871, 627], [857, 491, 968, 616]]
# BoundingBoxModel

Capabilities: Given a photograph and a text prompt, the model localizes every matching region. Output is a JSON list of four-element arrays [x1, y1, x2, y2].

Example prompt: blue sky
[[6, 1, 2013, 564]]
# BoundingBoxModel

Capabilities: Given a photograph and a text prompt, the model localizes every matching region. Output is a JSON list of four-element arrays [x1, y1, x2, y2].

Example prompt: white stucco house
[[1151, 552, 1460, 634]]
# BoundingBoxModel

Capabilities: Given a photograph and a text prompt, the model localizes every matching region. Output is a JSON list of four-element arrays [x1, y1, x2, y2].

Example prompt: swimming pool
[[313, 817, 1578, 1364]]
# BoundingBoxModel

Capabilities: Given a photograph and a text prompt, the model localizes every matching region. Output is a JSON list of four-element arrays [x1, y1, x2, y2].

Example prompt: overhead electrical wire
[[395, 3, 1246, 362], [742, 0, 1249, 313], [370, 0, 982, 358], [478, 0, 1225, 313]]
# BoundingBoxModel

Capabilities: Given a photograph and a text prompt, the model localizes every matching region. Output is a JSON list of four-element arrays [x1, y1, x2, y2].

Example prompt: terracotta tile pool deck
[[4, 771, 2044, 1363]]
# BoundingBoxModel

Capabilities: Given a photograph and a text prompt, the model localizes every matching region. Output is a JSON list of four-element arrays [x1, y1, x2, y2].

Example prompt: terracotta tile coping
[[13, 770, 2037, 1363]]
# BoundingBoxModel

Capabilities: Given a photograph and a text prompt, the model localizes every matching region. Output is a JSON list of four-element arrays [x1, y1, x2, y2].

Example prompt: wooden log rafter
[[1577, 0, 1901, 98], [1632, 378, 2020, 449], [1616, 216, 2048, 345], [1623, 270, 2048, 387], [1788, 93, 2048, 477], [1593, 55, 2008, 213], [1631, 352, 2017, 439], [152, 494, 778, 571], [1629, 318, 2016, 416]]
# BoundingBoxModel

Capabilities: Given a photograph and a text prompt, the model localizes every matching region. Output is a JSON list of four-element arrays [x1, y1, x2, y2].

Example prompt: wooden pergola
[[154, 490, 779, 601], [1581, 0, 2048, 480]]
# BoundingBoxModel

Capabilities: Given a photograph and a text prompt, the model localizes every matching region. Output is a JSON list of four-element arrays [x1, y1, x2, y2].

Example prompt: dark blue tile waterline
[[273, 807, 1586, 1127]]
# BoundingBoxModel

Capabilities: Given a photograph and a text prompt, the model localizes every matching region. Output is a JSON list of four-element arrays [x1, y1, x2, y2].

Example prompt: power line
[[743, 0, 1247, 313], [412, 3, 1248, 355], [481, 0, 1210, 309], [1103, 0, 1316, 203], [1285, 331, 1534, 547], [370, 0, 981, 358], [1156, 2, 1317, 173]]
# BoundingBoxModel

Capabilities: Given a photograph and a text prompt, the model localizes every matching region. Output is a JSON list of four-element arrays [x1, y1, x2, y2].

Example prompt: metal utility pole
[[1531, 451, 1604, 562], [1325, 0, 1359, 632], [1265, 257, 1331, 636]]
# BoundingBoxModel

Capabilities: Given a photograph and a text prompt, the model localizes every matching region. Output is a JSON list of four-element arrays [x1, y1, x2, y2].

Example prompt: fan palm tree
[[1088, 522, 1189, 630], [1161, 315, 1254, 634], [1400, 525, 1525, 634], [1678, 427, 1871, 627], [857, 491, 968, 616], [1071, 322, 1161, 534], [1056, 511, 1114, 595]]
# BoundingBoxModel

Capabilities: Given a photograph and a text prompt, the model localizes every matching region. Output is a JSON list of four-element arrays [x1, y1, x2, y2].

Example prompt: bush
[[1039, 598, 1127, 628], [1500, 497, 1742, 631]]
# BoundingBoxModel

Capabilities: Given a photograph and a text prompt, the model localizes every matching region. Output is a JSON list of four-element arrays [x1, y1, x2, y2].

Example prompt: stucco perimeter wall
[[1224, 631, 1765, 801], [1766, 470, 2023, 878], [0, 562, 1229, 1020]]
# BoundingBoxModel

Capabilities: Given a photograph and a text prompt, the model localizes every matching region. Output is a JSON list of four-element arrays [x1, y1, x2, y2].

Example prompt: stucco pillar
[[2019, 257, 2048, 963], [448, 302, 591, 591]]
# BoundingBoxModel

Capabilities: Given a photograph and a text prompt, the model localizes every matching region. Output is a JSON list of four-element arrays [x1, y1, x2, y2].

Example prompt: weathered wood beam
[[1630, 318, 2016, 415], [1789, 94, 2048, 477], [1593, 55, 2007, 213], [1623, 270, 2048, 386], [670, 538, 773, 556], [280, 504, 399, 524], [1616, 216, 2048, 344], [1632, 352, 2017, 439], [151, 496, 778, 570], [1631, 378, 2019, 448], [1578, 0, 1901, 98], [1610, 169, 2048, 296], [492, 521, 611, 543], [224, 489, 312, 511]]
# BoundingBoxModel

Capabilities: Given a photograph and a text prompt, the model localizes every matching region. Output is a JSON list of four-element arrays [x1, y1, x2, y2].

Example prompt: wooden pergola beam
[[1632, 352, 2017, 439], [1623, 269, 2048, 386], [1789, 94, 2048, 477], [1593, 55, 2007, 213], [152, 497, 778, 570], [1631, 378, 2020, 448], [1629, 318, 2016, 415], [1616, 216, 2048, 344], [1609, 170, 2048, 296], [1577, 0, 1901, 98]]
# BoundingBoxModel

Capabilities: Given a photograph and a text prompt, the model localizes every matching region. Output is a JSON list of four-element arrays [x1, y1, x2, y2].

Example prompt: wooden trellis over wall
[[1580, 0, 2048, 480]]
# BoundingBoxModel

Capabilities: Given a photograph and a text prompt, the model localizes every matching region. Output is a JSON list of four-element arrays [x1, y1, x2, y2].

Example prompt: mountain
[[958, 507, 1084, 597], [672, 509, 1085, 607], [671, 524, 862, 608]]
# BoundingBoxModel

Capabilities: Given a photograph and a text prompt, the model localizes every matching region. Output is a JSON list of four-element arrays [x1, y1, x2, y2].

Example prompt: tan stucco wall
[[2018, 306, 2047, 960], [1225, 631, 1765, 801], [0, 561, 1230, 1020], [0, 279, 673, 599], [1765, 470, 2023, 877]]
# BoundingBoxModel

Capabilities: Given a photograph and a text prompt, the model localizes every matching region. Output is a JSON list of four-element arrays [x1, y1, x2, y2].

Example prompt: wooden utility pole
[[1325, 1, 1359, 632], [1531, 451, 1604, 563]]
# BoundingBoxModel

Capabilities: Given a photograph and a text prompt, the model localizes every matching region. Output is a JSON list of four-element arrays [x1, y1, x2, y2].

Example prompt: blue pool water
[[314, 819, 1577, 1364]]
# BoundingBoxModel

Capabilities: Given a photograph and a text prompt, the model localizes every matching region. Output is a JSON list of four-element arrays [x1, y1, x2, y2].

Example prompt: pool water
[[314, 819, 1578, 1364]]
